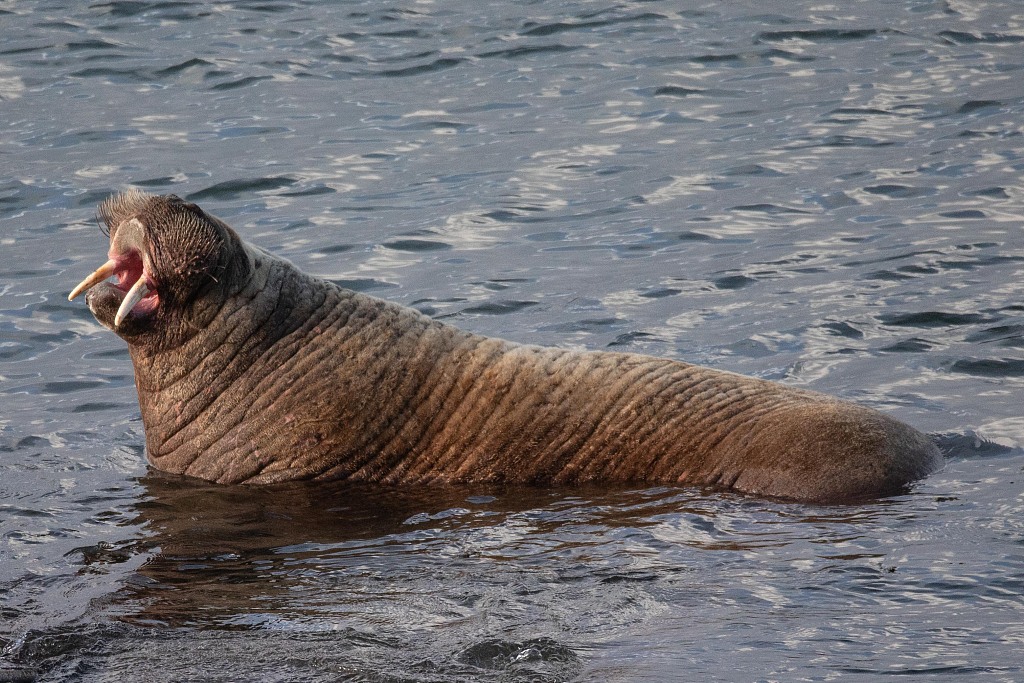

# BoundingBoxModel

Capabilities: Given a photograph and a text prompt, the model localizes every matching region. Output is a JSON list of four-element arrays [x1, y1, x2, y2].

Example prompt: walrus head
[[70, 190, 251, 349]]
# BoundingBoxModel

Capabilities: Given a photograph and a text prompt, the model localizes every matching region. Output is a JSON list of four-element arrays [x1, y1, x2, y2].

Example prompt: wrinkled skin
[[73, 190, 942, 502]]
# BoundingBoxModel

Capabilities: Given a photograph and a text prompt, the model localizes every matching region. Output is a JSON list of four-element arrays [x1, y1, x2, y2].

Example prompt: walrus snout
[[69, 190, 943, 502]]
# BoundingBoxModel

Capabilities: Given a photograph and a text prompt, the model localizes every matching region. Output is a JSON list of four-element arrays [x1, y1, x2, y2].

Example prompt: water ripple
[[3, 0, 1024, 680]]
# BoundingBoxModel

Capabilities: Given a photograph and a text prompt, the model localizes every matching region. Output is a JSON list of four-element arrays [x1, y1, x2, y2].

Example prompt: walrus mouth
[[69, 249, 159, 327]]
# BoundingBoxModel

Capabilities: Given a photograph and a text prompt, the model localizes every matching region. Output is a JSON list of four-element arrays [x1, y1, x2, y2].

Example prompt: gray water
[[1, 0, 1023, 680]]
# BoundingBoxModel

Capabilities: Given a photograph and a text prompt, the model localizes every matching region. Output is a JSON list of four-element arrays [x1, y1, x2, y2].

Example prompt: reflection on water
[[10, 469, 1024, 682], [2, 0, 1024, 680]]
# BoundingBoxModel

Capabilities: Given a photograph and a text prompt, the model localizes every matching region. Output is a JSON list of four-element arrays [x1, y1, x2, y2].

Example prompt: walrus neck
[[131, 247, 495, 484], [130, 250, 347, 460], [139, 251, 318, 380]]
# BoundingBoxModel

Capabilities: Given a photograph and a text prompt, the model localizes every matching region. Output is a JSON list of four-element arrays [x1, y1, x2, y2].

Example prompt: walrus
[[69, 190, 942, 502]]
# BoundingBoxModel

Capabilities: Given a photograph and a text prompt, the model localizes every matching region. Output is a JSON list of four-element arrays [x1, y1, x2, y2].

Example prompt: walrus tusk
[[114, 276, 150, 327], [69, 259, 117, 301]]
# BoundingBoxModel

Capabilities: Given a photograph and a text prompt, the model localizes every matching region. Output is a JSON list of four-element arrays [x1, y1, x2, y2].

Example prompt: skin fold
[[72, 190, 943, 502]]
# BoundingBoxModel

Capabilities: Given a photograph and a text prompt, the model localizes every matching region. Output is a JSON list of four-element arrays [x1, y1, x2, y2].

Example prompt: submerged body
[[72, 191, 941, 502]]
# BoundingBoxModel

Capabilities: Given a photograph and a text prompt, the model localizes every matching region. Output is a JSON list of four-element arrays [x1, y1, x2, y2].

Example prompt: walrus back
[[367, 338, 940, 501]]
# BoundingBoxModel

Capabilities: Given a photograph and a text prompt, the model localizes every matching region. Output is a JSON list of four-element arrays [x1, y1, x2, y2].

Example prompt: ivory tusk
[[114, 277, 150, 327], [68, 259, 117, 301]]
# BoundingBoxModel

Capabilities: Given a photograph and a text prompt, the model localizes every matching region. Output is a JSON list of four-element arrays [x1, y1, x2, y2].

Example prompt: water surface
[[1, 1, 1023, 681]]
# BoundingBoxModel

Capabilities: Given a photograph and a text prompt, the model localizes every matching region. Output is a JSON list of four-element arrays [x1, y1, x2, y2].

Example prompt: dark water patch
[[520, 13, 664, 37], [863, 269, 917, 281], [12, 623, 128, 681], [677, 230, 717, 242], [965, 324, 1024, 346], [132, 177, 178, 188], [154, 58, 212, 76], [0, 344, 34, 362], [844, 251, 941, 269], [460, 300, 539, 316], [936, 254, 1024, 271], [639, 85, 747, 99], [209, 75, 273, 91], [820, 321, 864, 339], [650, 85, 702, 98], [2, 380, 107, 396], [374, 57, 464, 78], [726, 338, 773, 358], [838, 665, 1011, 677], [525, 231, 567, 242], [329, 278, 398, 292], [639, 288, 681, 299], [33, 18, 83, 30], [317, 244, 355, 255], [456, 637, 579, 675], [863, 184, 937, 199], [469, 282, 505, 293], [828, 106, 903, 118], [478, 44, 581, 60], [479, 278, 532, 291], [82, 347, 130, 360], [879, 312, 993, 328], [957, 100, 1002, 115], [728, 203, 810, 214], [541, 318, 624, 333], [898, 264, 939, 275], [216, 126, 290, 139], [954, 242, 1000, 250], [383, 239, 452, 252], [0, 667, 36, 683], [281, 184, 335, 197], [1, 44, 48, 56], [722, 164, 788, 178], [486, 206, 628, 225], [70, 403, 127, 414], [240, 3, 294, 12], [810, 135, 895, 148], [938, 30, 1024, 45], [72, 539, 142, 567], [950, 358, 1024, 378], [22, 129, 143, 149], [388, 119, 473, 133], [756, 28, 891, 43], [963, 187, 1009, 199], [879, 338, 935, 353], [450, 102, 530, 115], [707, 47, 816, 65], [65, 39, 129, 52], [713, 274, 756, 290], [939, 209, 986, 219], [186, 177, 296, 201], [91, 1, 200, 18], [374, 29, 429, 39], [607, 331, 662, 347]]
